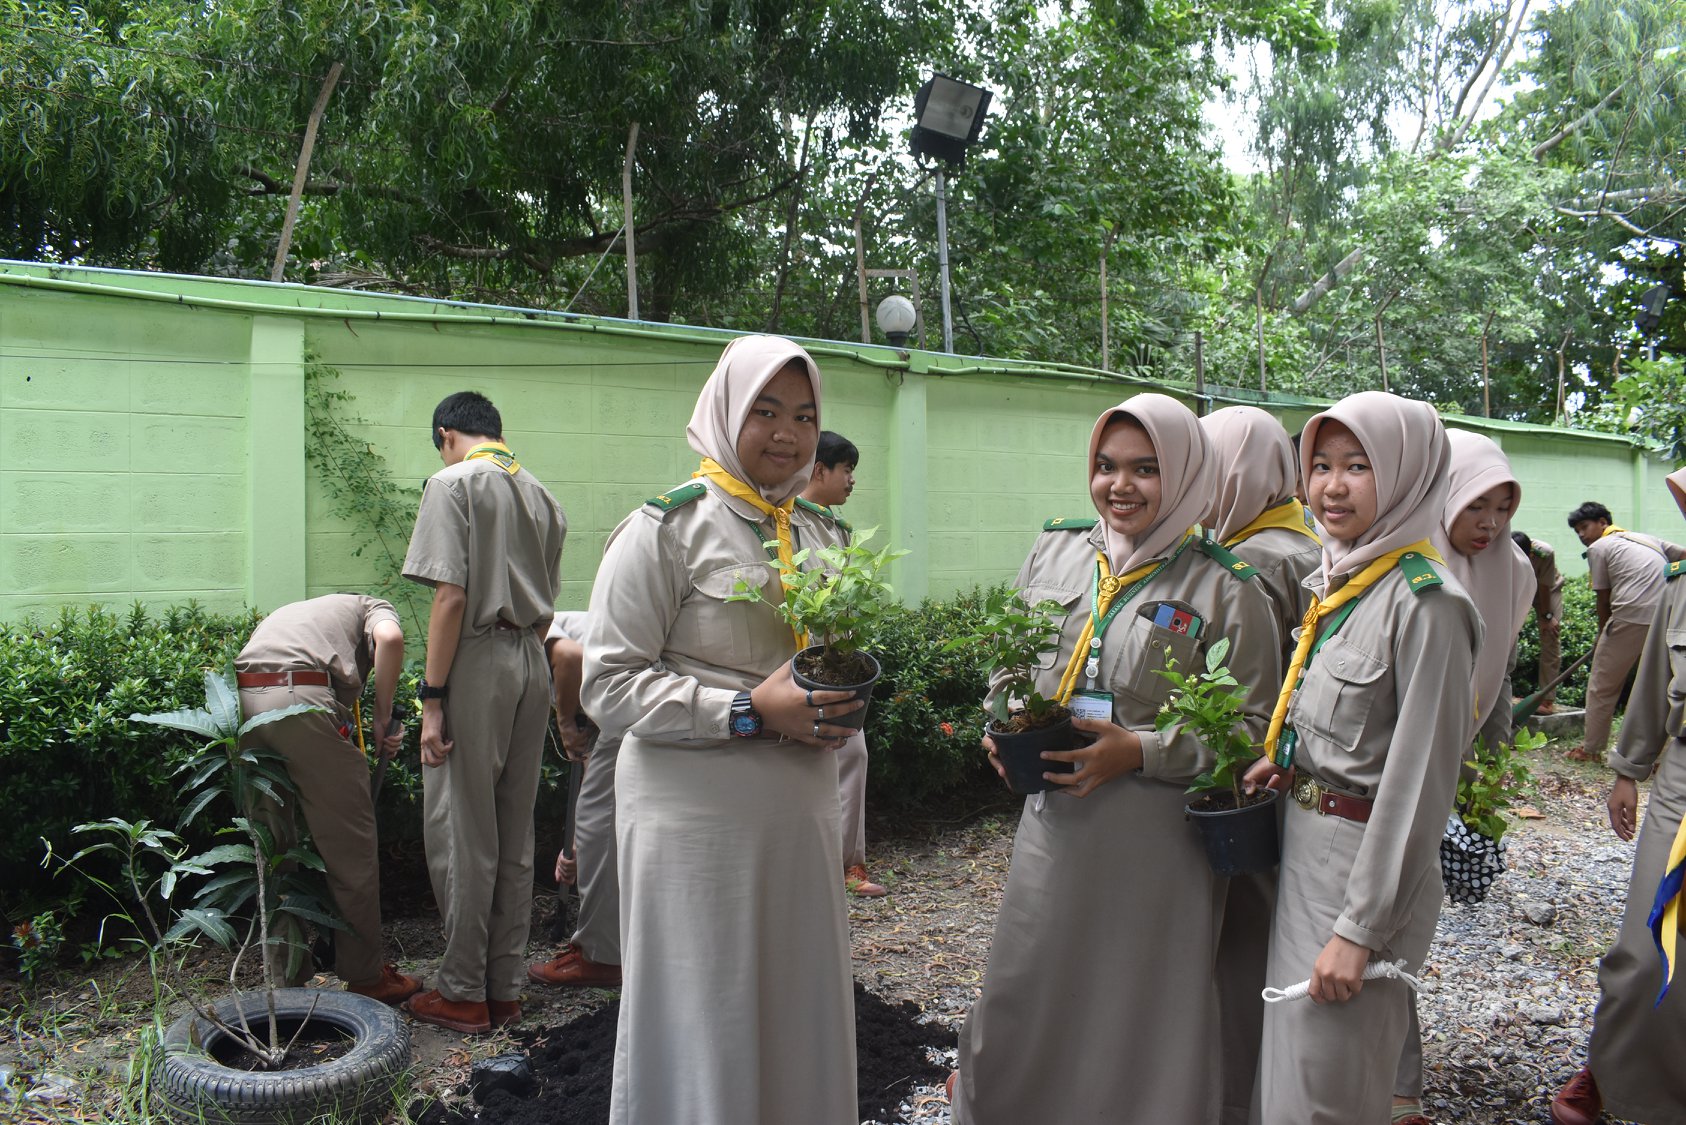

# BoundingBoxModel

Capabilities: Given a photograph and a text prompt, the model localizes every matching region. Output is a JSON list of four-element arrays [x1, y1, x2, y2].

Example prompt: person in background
[[401, 390, 567, 1034], [1511, 529, 1565, 713], [1199, 404, 1322, 1125], [1551, 466, 1686, 1125], [1391, 430, 1534, 1125], [1568, 501, 1686, 763], [235, 594, 417, 1004], [528, 610, 623, 988], [582, 335, 864, 1125], [797, 429, 887, 898]]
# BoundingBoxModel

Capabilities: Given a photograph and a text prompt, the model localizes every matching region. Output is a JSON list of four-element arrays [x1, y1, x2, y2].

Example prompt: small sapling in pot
[[1441, 728, 1543, 905], [1161, 637, 1281, 876], [948, 588, 1074, 795]]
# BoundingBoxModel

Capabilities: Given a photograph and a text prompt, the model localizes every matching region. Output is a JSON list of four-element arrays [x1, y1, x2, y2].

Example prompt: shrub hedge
[[1511, 574, 1597, 709]]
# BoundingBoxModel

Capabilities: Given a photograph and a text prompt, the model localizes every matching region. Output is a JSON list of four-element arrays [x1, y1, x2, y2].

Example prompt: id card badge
[[1069, 690, 1114, 723]]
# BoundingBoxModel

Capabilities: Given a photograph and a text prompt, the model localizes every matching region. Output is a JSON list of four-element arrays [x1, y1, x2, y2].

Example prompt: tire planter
[[1185, 786, 1282, 876], [791, 645, 882, 732], [990, 715, 1077, 795], [154, 988, 410, 1125]]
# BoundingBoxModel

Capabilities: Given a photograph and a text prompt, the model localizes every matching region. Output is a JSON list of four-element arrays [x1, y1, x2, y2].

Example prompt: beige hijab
[[1199, 405, 1299, 542], [1087, 393, 1214, 573], [1431, 430, 1533, 729], [685, 334, 823, 507], [1299, 391, 1450, 587], [1670, 467, 1686, 519]]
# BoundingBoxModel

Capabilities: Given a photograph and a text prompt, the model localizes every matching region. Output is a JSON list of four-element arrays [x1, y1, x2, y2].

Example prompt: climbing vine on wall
[[303, 358, 425, 629]]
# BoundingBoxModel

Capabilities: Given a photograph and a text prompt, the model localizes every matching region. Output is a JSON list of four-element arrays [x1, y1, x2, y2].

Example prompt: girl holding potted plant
[[1243, 393, 1481, 1125], [1391, 428, 1534, 1124], [951, 393, 1284, 1125], [579, 335, 865, 1125]]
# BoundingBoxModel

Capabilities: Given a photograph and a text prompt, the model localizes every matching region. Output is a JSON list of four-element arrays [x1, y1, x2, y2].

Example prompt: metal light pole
[[910, 74, 992, 355], [935, 168, 954, 354]]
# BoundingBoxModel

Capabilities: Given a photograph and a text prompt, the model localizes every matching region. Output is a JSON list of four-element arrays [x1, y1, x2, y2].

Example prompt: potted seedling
[[50, 669, 409, 1124], [1442, 728, 1544, 905], [734, 528, 909, 730], [947, 588, 1073, 795], [1161, 638, 1282, 876]]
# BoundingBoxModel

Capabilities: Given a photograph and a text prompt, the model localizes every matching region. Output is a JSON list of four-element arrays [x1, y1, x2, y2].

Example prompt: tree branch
[[1532, 82, 1626, 160], [1288, 248, 1363, 316]]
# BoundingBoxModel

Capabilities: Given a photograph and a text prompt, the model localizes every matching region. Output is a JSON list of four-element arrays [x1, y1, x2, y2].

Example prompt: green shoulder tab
[[1043, 516, 1098, 531], [644, 481, 707, 514], [795, 497, 852, 534], [1667, 560, 1686, 580], [1399, 551, 1444, 594], [1197, 535, 1258, 580]]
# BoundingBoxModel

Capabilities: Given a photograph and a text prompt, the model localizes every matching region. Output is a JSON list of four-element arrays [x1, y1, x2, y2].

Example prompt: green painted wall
[[1, 260, 1678, 625]]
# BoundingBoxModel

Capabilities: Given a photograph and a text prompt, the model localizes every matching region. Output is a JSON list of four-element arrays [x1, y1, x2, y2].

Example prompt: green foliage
[[0, 603, 259, 908], [1458, 727, 1545, 841], [943, 587, 1065, 726], [731, 529, 908, 657], [1609, 353, 1686, 461], [1512, 575, 1598, 709], [10, 911, 66, 983], [1154, 636, 1257, 804]]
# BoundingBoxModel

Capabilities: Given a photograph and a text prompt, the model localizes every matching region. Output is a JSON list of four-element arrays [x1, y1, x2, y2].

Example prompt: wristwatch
[[729, 691, 763, 738], [418, 678, 448, 701]]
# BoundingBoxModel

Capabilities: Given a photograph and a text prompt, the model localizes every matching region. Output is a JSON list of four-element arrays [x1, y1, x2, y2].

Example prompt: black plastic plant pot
[[1185, 786, 1282, 876], [990, 715, 1077, 795], [791, 645, 882, 732]]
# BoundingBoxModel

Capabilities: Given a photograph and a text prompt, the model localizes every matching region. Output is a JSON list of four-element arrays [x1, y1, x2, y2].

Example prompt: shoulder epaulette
[[1667, 560, 1685, 580], [1044, 516, 1098, 531], [644, 481, 707, 514], [1198, 535, 1258, 580], [1399, 551, 1444, 594], [795, 497, 852, 534]]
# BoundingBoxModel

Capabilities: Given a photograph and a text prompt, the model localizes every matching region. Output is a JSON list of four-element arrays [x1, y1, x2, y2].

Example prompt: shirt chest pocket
[[1290, 635, 1388, 753], [1111, 607, 1204, 705], [1666, 628, 1686, 701], [1020, 583, 1086, 672], [670, 561, 774, 668]]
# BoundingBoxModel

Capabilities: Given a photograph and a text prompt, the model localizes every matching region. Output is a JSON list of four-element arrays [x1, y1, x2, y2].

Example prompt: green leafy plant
[[10, 910, 65, 983], [1155, 637, 1259, 808], [1458, 728, 1545, 842], [945, 588, 1066, 728]]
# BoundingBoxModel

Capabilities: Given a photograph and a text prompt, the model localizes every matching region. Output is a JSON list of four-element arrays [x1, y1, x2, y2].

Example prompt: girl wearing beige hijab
[[581, 335, 864, 1125], [951, 393, 1283, 1124], [1200, 405, 1324, 1125], [1244, 392, 1481, 1125]]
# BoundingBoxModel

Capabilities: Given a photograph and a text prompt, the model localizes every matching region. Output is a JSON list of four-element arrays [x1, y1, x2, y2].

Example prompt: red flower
[[940, 722, 955, 736]]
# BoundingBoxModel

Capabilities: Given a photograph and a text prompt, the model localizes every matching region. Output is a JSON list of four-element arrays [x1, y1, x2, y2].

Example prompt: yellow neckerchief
[[1601, 524, 1627, 537], [1654, 815, 1686, 1000], [1053, 533, 1192, 704], [1265, 540, 1443, 765], [464, 441, 520, 474], [1223, 497, 1322, 549], [693, 457, 802, 645]]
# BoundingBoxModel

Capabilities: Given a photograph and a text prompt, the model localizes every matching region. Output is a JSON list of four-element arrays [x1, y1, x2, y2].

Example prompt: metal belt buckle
[[1292, 774, 1320, 812]]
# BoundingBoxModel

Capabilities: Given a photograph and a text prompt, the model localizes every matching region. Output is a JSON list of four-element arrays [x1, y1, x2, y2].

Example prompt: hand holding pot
[[1042, 718, 1143, 798], [750, 667, 863, 749], [1243, 755, 1290, 795]]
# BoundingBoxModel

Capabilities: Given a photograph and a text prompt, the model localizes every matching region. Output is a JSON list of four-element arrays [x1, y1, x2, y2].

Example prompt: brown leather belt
[[236, 669, 332, 689], [1291, 774, 1373, 823]]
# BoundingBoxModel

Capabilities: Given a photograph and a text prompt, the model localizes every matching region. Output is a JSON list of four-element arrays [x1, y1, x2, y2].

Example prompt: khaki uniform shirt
[[402, 459, 566, 632], [1287, 564, 1481, 949], [1588, 531, 1686, 626], [1528, 540, 1565, 611], [1609, 571, 1686, 780], [236, 593, 399, 709]]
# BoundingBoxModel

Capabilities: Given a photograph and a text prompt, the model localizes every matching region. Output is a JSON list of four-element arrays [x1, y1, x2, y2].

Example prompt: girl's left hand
[[1309, 934, 1371, 1004], [1044, 718, 1144, 798]]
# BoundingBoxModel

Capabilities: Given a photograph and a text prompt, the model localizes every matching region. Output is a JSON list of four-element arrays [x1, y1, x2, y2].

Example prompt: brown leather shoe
[[1395, 1115, 1432, 1125], [487, 999, 522, 1028], [946, 1070, 958, 1104], [345, 964, 422, 1006], [527, 945, 622, 988], [846, 864, 888, 898], [403, 989, 491, 1034], [1550, 1067, 1602, 1125]]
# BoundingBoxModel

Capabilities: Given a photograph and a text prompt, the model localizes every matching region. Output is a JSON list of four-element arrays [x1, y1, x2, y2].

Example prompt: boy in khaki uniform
[[401, 391, 566, 1034], [1512, 530, 1565, 711], [236, 593, 416, 1004]]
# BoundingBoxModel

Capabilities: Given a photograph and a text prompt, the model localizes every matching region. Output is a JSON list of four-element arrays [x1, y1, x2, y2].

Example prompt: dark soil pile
[[425, 982, 955, 1125]]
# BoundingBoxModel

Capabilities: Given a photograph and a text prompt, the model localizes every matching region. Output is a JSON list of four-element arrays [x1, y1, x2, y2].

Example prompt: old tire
[[154, 988, 410, 1124]]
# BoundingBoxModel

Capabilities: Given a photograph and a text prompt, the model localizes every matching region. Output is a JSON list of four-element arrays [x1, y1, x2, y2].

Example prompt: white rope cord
[[1261, 959, 1423, 1003]]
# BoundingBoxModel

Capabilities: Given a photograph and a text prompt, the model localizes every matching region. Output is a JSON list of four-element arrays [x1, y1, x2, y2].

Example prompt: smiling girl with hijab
[[950, 393, 1283, 1124], [1200, 404, 1324, 1125], [1244, 392, 1481, 1125], [1388, 428, 1534, 1124], [580, 335, 865, 1125]]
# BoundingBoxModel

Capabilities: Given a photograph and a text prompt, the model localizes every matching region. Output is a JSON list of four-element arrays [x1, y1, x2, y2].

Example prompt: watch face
[[730, 711, 762, 737]]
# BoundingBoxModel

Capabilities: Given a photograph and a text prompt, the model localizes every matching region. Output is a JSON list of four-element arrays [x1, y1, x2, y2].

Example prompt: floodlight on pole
[[911, 74, 992, 354], [1635, 282, 1671, 335], [876, 295, 917, 347]]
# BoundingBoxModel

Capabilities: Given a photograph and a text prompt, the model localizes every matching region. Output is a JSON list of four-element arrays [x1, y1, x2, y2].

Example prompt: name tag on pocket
[[1069, 691, 1114, 722]]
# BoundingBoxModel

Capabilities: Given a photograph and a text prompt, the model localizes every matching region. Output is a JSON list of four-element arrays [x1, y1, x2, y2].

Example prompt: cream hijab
[[1431, 430, 1533, 729], [1670, 467, 1686, 519], [685, 334, 824, 508], [1200, 405, 1299, 542], [1087, 393, 1214, 573], [1299, 391, 1450, 587]]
